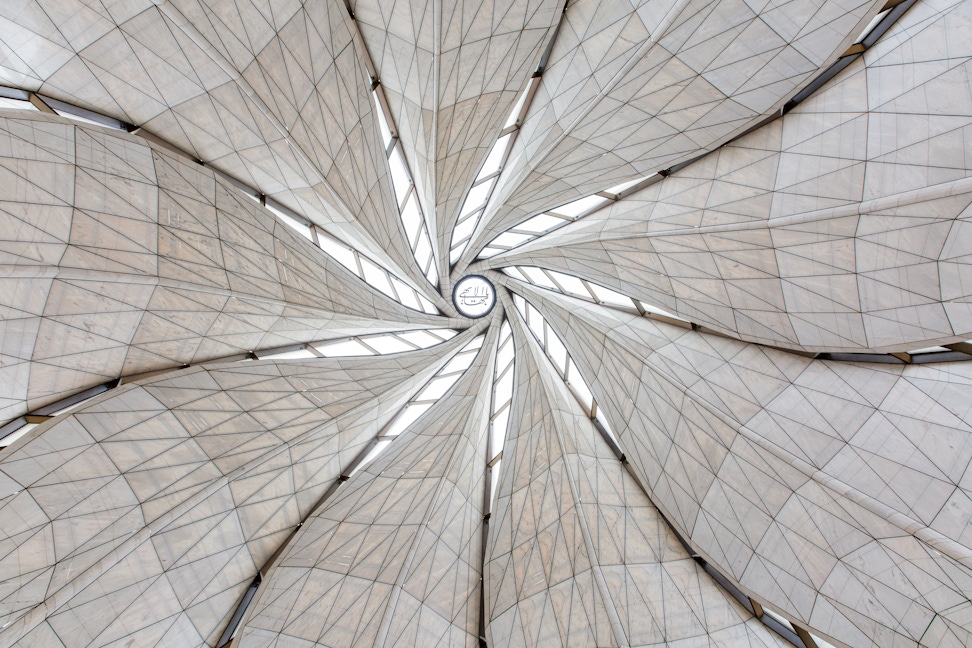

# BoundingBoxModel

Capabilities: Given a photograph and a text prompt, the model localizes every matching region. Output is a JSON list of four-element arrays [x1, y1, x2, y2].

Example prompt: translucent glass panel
[[0, 423, 38, 448], [256, 348, 319, 360], [511, 294, 611, 435], [477, 175, 656, 258], [0, 327, 462, 439], [501, 265, 689, 324], [0, 97, 36, 111], [267, 204, 315, 242], [0, 386, 110, 450], [855, 7, 892, 42], [372, 90, 438, 286], [350, 333, 486, 473], [312, 329, 457, 357], [809, 633, 839, 648], [486, 320, 515, 511], [478, 194, 608, 258], [450, 78, 538, 264], [504, 266, 972, 364], [761, 608, 796, 632], [381, 334, 483, 438], [312, 225, 438, 314], [254, 329, 458, 360]]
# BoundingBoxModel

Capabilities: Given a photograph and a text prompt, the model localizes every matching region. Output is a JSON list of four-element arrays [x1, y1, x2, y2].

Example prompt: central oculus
[[452, 275, 495, 318]]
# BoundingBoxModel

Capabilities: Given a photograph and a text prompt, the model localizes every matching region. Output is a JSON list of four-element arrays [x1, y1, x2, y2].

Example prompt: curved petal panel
[[236, 322, 497, 647], [350, 0, 563, 277], [0, 0, 435, 290], [0, 0, 968, 646], [0, 338, 469, 648], [485, 301, 789, 647], [506, 277, 972, 648], [464, 0, 885, 259], [485, 0, 972, 351], [0, 113, 449, 422]]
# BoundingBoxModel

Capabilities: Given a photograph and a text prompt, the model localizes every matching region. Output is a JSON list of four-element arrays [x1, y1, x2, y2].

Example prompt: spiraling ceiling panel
[[0, 0, 970, 646]]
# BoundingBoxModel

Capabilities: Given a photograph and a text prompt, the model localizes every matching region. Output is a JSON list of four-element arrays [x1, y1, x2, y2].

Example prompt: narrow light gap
[[215, 575, 261, 647], [510, 294, 617, 441], [351, 333, 486, 470], [262, 200, 438, 314], [501, 266, 972, 364], [0, 382, 117, 450], [457, 0, 570, 270], [0, 328, 463, 447], [477, 174, 658, 258], [215, 329, 485, 646], [484, 319, 515, 513], [449, 76, 540, 266], [503, 265, 689, 325], [0, 87, 38, 112], [181, 0, 436, 290], [478, 318, 516, 647], [371, 86, 438, 287]]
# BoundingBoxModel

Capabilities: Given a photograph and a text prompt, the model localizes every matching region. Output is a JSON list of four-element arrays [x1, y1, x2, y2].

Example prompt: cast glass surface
[[452, 275, 496, 318]]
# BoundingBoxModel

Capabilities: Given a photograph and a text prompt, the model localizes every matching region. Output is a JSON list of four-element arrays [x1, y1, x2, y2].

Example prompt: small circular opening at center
[[452, 275, 496, 318]]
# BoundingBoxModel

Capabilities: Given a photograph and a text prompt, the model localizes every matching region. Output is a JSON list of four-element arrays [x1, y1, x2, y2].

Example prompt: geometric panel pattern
[[0, 338, 467, 648], [236, 322, 496, 647], [349, 0, 562, 275], [462, 0, 885, 260], [0, 112, 448, 422], [486, 302, 790, 647], [483, 0, 972, 352], [0, 0, 970, 647], [506, 279, 972, 648], [0, 0, 432, 289]]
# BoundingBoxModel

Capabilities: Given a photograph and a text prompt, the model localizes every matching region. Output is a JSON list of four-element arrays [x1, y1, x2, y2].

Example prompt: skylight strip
[[0, 87, 37, 112], [476, 2, 921, 262], [268, 204, 438, 314], [502, 264, 972, 363], [337, 5, 438, 286], [0, 382, 116, 448], [854, 7, 891, 43], [477, 174, 659, 258], [216, 330, 484, 645], [255, 328, 458, 360], [343, 333, 486, 475], [510, 294, 617, 442], [0, 422, 40, 448], [449, 77, 541, 265], [502, 265, 689, 325], [0, 328, 462, 447], [371, 88, 439, 287], [293, 213, 439, 314], [485, 319, 515, 513]]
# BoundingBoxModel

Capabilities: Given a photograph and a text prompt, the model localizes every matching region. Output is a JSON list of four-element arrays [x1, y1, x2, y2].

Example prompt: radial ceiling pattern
[[0, 0, 971, 647]]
